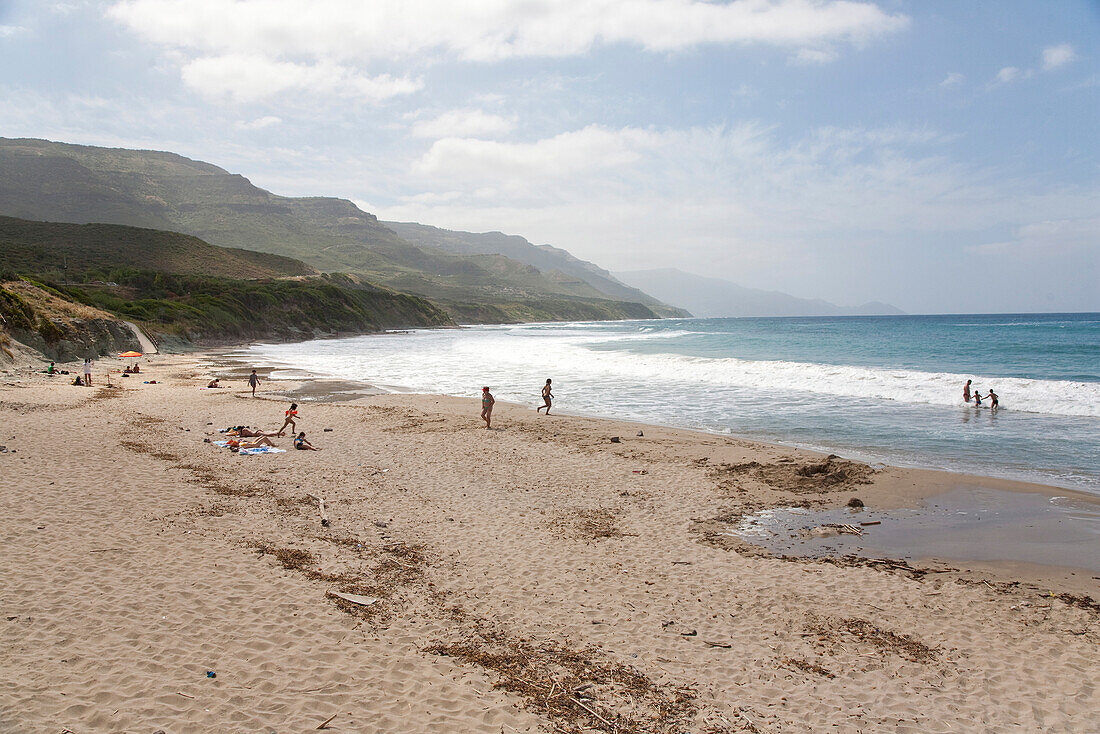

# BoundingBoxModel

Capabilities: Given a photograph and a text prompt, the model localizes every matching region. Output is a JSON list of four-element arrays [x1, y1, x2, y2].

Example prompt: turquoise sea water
[[246, 313, 1100, 492]]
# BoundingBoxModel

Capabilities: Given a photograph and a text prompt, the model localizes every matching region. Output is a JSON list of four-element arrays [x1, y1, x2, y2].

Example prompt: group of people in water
[[963, 379, 999, 411], [479, 378, 554, 429]]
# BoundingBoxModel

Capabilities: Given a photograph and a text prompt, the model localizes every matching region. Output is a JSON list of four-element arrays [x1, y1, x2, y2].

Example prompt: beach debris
[[316, 713, 339, 730], [175, 691, 194, 699], [847, 497, 865, 508], [632, 469, 648, 474], [609, 436, 621, 443], [206, 671, 216, 678], [637, 431, 644, 437], [373, 520, 388, 528], [702, 639, 732, 648], [323, 428, 333, 432], [307, 493, 330, 527], [680, 629, 698, 637], [860, 520, 881, 526], [327, 591, 380, 607]]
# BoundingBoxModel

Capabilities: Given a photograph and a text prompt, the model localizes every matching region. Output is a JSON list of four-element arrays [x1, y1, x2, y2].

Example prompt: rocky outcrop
[[7, 317, 139, 362]]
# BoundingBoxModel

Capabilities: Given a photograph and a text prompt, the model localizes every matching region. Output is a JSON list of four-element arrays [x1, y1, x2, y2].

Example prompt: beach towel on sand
[[238, 446, 286, 455]]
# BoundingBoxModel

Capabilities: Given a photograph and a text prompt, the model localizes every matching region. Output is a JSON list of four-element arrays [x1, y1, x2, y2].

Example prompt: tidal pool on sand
[[730, 487, 1100, 574]]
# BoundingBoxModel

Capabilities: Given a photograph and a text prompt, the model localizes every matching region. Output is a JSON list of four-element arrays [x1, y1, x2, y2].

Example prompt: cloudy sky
[[1, 0, 1097, 313]]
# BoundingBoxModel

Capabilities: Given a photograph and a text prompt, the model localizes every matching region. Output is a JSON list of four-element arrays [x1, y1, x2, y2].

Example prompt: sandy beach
[[1, 352, 1097, 733]]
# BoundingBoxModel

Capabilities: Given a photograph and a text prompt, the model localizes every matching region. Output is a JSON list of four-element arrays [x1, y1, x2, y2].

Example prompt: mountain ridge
[[0, 137, 678, 323], [614, 268, 904, 318]]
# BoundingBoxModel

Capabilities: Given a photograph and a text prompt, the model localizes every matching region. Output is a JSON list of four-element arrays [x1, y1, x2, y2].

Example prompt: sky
[[0, 0, 1097, 314]]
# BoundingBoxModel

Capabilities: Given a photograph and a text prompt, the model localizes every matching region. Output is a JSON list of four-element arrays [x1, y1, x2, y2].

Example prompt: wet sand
[[1, 352, 1097, 732]]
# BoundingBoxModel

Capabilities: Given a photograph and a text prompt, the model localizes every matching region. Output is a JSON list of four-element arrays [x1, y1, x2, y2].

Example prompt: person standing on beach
[[278, 403, 298, 436], [83, 358, 92, 386], [481, 387, 495, 429], [537, 378, 553, 414], [963, 379, 972, 403], [248, 369, 260, 397]]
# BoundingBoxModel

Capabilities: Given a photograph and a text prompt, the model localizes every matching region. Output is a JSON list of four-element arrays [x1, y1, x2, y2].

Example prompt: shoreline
[[212, 346, 1100, 503], [3, 350, 1098, 731], [201, 349, 1100, 592]]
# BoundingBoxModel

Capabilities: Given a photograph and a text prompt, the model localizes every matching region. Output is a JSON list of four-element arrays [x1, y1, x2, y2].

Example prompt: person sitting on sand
[[481, 387, 495, 429], [293, 432, 320, 451], [986, 389, 999, 412], [537, 378, 553, 415], [46, 361, 55, 375], [963, 379, 972, 403], [278, 403, 299, 436], [207, 378, 223, 388], [248, 369, 260, 397]]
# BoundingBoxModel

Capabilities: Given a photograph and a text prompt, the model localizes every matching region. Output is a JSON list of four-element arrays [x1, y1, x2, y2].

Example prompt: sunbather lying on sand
[[225, 427, 278, 438], [227, 436, 277, 449]]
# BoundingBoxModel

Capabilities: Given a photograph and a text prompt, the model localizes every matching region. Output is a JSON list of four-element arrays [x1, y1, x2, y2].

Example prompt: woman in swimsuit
[[278, 403, 298, 436], [481, 387, 495, 429], [537, 378, 553, 414], [294, 432, 320, 451]]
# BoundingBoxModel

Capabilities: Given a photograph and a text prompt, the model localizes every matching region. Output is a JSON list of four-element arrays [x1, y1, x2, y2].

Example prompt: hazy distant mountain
[[614, 268, 904, 318], [384, 222, 688, 318], [0, 137, 673, 323]]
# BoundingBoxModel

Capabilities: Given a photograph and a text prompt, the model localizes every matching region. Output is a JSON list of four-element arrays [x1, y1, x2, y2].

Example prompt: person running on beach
[[294, 432, 321, 451], [537, 378, 553, 414], [986, 389, 999, 412], [963, 379, 972, 403], [481, 387, 495, 429], [278, 403, 299, 436], [83, 358, 92, 386], [248, 369, 260, 397]]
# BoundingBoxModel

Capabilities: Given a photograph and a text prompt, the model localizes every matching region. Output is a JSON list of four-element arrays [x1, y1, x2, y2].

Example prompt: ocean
[[244, 313, 1100, 493]]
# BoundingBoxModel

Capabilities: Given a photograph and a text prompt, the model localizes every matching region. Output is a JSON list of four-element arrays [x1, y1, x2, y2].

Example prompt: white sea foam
[[250, 326, 1100, 418]]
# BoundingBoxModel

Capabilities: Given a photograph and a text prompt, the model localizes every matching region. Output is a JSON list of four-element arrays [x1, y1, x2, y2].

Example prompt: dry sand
[[1, 353, 1097, 733]]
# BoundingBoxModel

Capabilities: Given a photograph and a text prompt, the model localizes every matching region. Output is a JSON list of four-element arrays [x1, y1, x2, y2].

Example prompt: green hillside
[[0, 216, 314, 280], [384, 221, 690, 318], [0, 138, 669, 322], [0, 216, 453, 346]]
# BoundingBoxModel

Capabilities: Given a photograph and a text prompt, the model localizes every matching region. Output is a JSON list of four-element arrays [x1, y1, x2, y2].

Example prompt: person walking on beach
[[963, 379, 972, 403], [537, 378, 553, 415], [248, 369, 260, 397], [83, 358, 92, 387], [986, 388, 999, 412], [481, 387, 495, 429], [278, 403, 299, 436]]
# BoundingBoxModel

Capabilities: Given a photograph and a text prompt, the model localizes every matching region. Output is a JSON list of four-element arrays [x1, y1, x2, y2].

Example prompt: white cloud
[[0, 25, 29, 37], [235, 115, 282, 130], [940, 72, 964, 88], [108, 0, 908, 62], [1041, 43, 1075, 71], [792, 47, 838, 65], [412, 109, 515, 139], [179, 55, 423, 103], [413, 125, 664, 180], [995, 66, 1020, 84]]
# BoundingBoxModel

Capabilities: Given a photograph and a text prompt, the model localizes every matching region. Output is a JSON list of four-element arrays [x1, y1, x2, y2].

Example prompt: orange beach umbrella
[[119, 351, 143, 358]]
